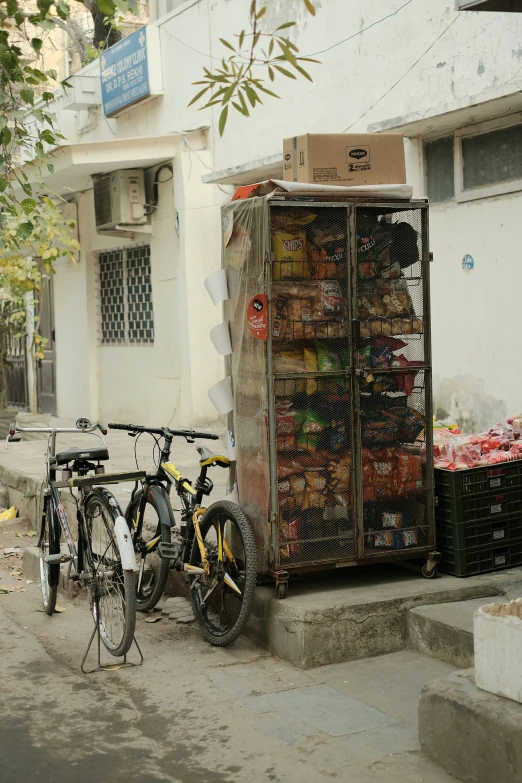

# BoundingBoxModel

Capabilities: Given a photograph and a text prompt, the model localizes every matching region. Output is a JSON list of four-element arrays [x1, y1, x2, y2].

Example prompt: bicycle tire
[[38, 499, 59, 616], [127, 488, 171, 612], [188, 500, 256, 647], [85, 489, 136, 657]]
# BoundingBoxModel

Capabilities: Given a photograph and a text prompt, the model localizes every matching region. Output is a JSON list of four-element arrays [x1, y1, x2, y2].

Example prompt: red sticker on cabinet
[[247, 294, 268, 340]]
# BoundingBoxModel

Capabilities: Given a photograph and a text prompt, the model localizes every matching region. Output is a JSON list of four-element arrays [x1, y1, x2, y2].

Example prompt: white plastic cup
[[204, 269, 229, 305], [208, 377, 234, 415], [210, 322, 232, 356]]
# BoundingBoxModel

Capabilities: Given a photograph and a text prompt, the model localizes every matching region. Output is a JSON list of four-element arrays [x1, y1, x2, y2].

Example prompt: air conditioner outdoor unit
[[93, 169, 147, 231]]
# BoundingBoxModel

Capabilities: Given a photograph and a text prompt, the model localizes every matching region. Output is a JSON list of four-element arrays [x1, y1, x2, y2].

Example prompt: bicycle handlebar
[[9, 422, 107, 436], [107, 423, 219, 440]]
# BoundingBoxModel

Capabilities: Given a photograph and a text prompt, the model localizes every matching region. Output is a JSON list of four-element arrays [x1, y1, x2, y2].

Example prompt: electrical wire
[[343, 13, 462, 133], [160, 0, 416, 66], [305, 0, 415, 57]]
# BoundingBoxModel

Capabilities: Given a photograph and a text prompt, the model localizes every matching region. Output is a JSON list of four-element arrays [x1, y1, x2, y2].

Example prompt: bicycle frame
[[131, 439, 238, 589], [6, 423, 108, 573]]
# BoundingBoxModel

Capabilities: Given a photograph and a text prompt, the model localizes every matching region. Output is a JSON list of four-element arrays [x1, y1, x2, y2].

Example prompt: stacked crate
[[435, 462, 522, 576]]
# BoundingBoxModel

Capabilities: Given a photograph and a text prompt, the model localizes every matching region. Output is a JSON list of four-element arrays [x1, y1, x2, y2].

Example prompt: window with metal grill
[[98, 244, 154, 345]]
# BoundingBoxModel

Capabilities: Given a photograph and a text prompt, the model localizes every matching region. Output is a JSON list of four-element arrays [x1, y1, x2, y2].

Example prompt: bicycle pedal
[[158, 542, 179, 560], [44, 554, 72, 565]]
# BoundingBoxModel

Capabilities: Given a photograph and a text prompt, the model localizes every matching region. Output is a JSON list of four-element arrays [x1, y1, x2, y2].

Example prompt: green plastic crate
[[436, 514, 522, 550], [436, 486, 522, 525], [435, 462, 522, 498], [440, 538, 522, 577]]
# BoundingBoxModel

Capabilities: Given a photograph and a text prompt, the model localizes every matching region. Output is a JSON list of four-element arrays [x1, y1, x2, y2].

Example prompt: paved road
[[0, 554, 458, 782]]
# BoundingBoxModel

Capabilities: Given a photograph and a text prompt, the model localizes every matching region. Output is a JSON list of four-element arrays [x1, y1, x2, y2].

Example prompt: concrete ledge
[[245, 568, 503, 669], [419, 669, 522, 782]]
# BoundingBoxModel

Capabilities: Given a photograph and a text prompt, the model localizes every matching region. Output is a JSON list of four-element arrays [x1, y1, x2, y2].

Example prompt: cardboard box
[[283, 133, 406, 187]]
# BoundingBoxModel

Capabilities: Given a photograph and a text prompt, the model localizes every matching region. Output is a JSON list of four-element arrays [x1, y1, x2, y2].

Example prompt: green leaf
[[0, 117, 6, 131], [256, 84, 279, 98], [268, 66, 274, 81], [0, 179, 8, 194], [273, 64, 296, 79], [21, 198, 37, 215], [303, 0, 316, 14], [55, 0, 69, 19], [256, 6, 266, 19], [218, 105, 228, 137], [31, 38, 43, 53], [232, 101, 249, 117], [16, 222, 33, 240], [238, 90, 250, 117], [249, 0, 256, 16], [219, 38, 236, 53], [222, 84, 236, 104], [96, 0, 116, 16], [41, 92, 55, 102], [293, 62, 313, 82], [239, 30, 245, 49], [244, 84, 260, 107], [275, 22, 296, 31], [20, 89, 34, 105], [1, 128, 12, 146], [47, 164, 55, 174], [47, 69, 58, 80], [277, 40, 297, 67], [187, 85, 210, 107]]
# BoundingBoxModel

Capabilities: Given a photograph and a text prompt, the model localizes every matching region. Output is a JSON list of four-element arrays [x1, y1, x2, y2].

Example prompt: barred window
[[98, 245, 154, 345]]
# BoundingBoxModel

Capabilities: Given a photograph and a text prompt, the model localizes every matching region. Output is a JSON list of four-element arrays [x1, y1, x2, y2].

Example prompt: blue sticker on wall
[[462, 254, 474, 273]]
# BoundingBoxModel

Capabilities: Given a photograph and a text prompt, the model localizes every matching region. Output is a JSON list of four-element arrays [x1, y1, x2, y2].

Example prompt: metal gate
[[1, 322, 29, 411]]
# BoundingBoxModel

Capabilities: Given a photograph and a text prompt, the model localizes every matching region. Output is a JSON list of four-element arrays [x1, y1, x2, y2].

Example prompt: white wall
[[49, 0, 522, 428], [430, 191, 522, 428], [55, 138, 225, 427]]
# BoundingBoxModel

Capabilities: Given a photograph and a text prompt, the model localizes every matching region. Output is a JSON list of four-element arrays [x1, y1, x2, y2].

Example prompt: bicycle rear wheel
[[85, 489, 136, 657], [188, 500, 256, 647], [127, 489, 171, 612], [38, 500, 59, 615]]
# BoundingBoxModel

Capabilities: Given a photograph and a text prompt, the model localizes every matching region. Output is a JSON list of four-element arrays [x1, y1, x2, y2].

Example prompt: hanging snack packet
[[316, 342, 342, 373], [272, 212, 316, 280]]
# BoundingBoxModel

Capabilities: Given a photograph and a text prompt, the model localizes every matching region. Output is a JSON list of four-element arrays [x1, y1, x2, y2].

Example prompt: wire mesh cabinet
[[223, 194, 437, 597]]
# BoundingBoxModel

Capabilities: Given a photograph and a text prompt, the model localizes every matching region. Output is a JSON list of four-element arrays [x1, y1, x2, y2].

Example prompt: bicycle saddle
[[55, 446, 109, 466], [197, 446, 230, 469]]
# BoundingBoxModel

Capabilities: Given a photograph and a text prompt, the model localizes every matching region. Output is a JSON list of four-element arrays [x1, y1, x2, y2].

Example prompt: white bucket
[[210, 322, 232, 356], [208, 377, 234, 415], [204, 269, 229, 305], [474, 598, 522, 703]]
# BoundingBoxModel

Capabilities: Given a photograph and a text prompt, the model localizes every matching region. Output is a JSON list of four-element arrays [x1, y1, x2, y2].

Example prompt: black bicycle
[[108, 423, 257, 647], [6, 418, 144, 658]]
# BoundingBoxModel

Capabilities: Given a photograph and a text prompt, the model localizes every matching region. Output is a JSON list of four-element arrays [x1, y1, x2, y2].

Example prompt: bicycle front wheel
[[85, 489, 136, 657], [38, 500, 59, 615], [188, 500, 257, 647]]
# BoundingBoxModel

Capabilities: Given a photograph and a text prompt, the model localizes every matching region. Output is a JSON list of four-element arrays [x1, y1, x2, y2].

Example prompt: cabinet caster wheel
[[276, 582, 288, 599], [422, 563, 437, 579]]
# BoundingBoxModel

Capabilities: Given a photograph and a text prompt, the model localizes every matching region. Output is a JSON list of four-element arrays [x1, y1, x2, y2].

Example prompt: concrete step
[[409, 581, 522, 668], [419, 669, 522, 783], [244, 565, 519, 669], [408, 597, 508, 668]]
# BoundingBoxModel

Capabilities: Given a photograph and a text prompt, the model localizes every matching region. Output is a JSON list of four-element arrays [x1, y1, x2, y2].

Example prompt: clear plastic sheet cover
[[223, 197, 271, 572]]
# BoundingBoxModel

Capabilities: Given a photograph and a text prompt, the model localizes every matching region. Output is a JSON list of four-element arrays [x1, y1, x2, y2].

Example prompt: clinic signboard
[[101, 28, 150, 117]]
